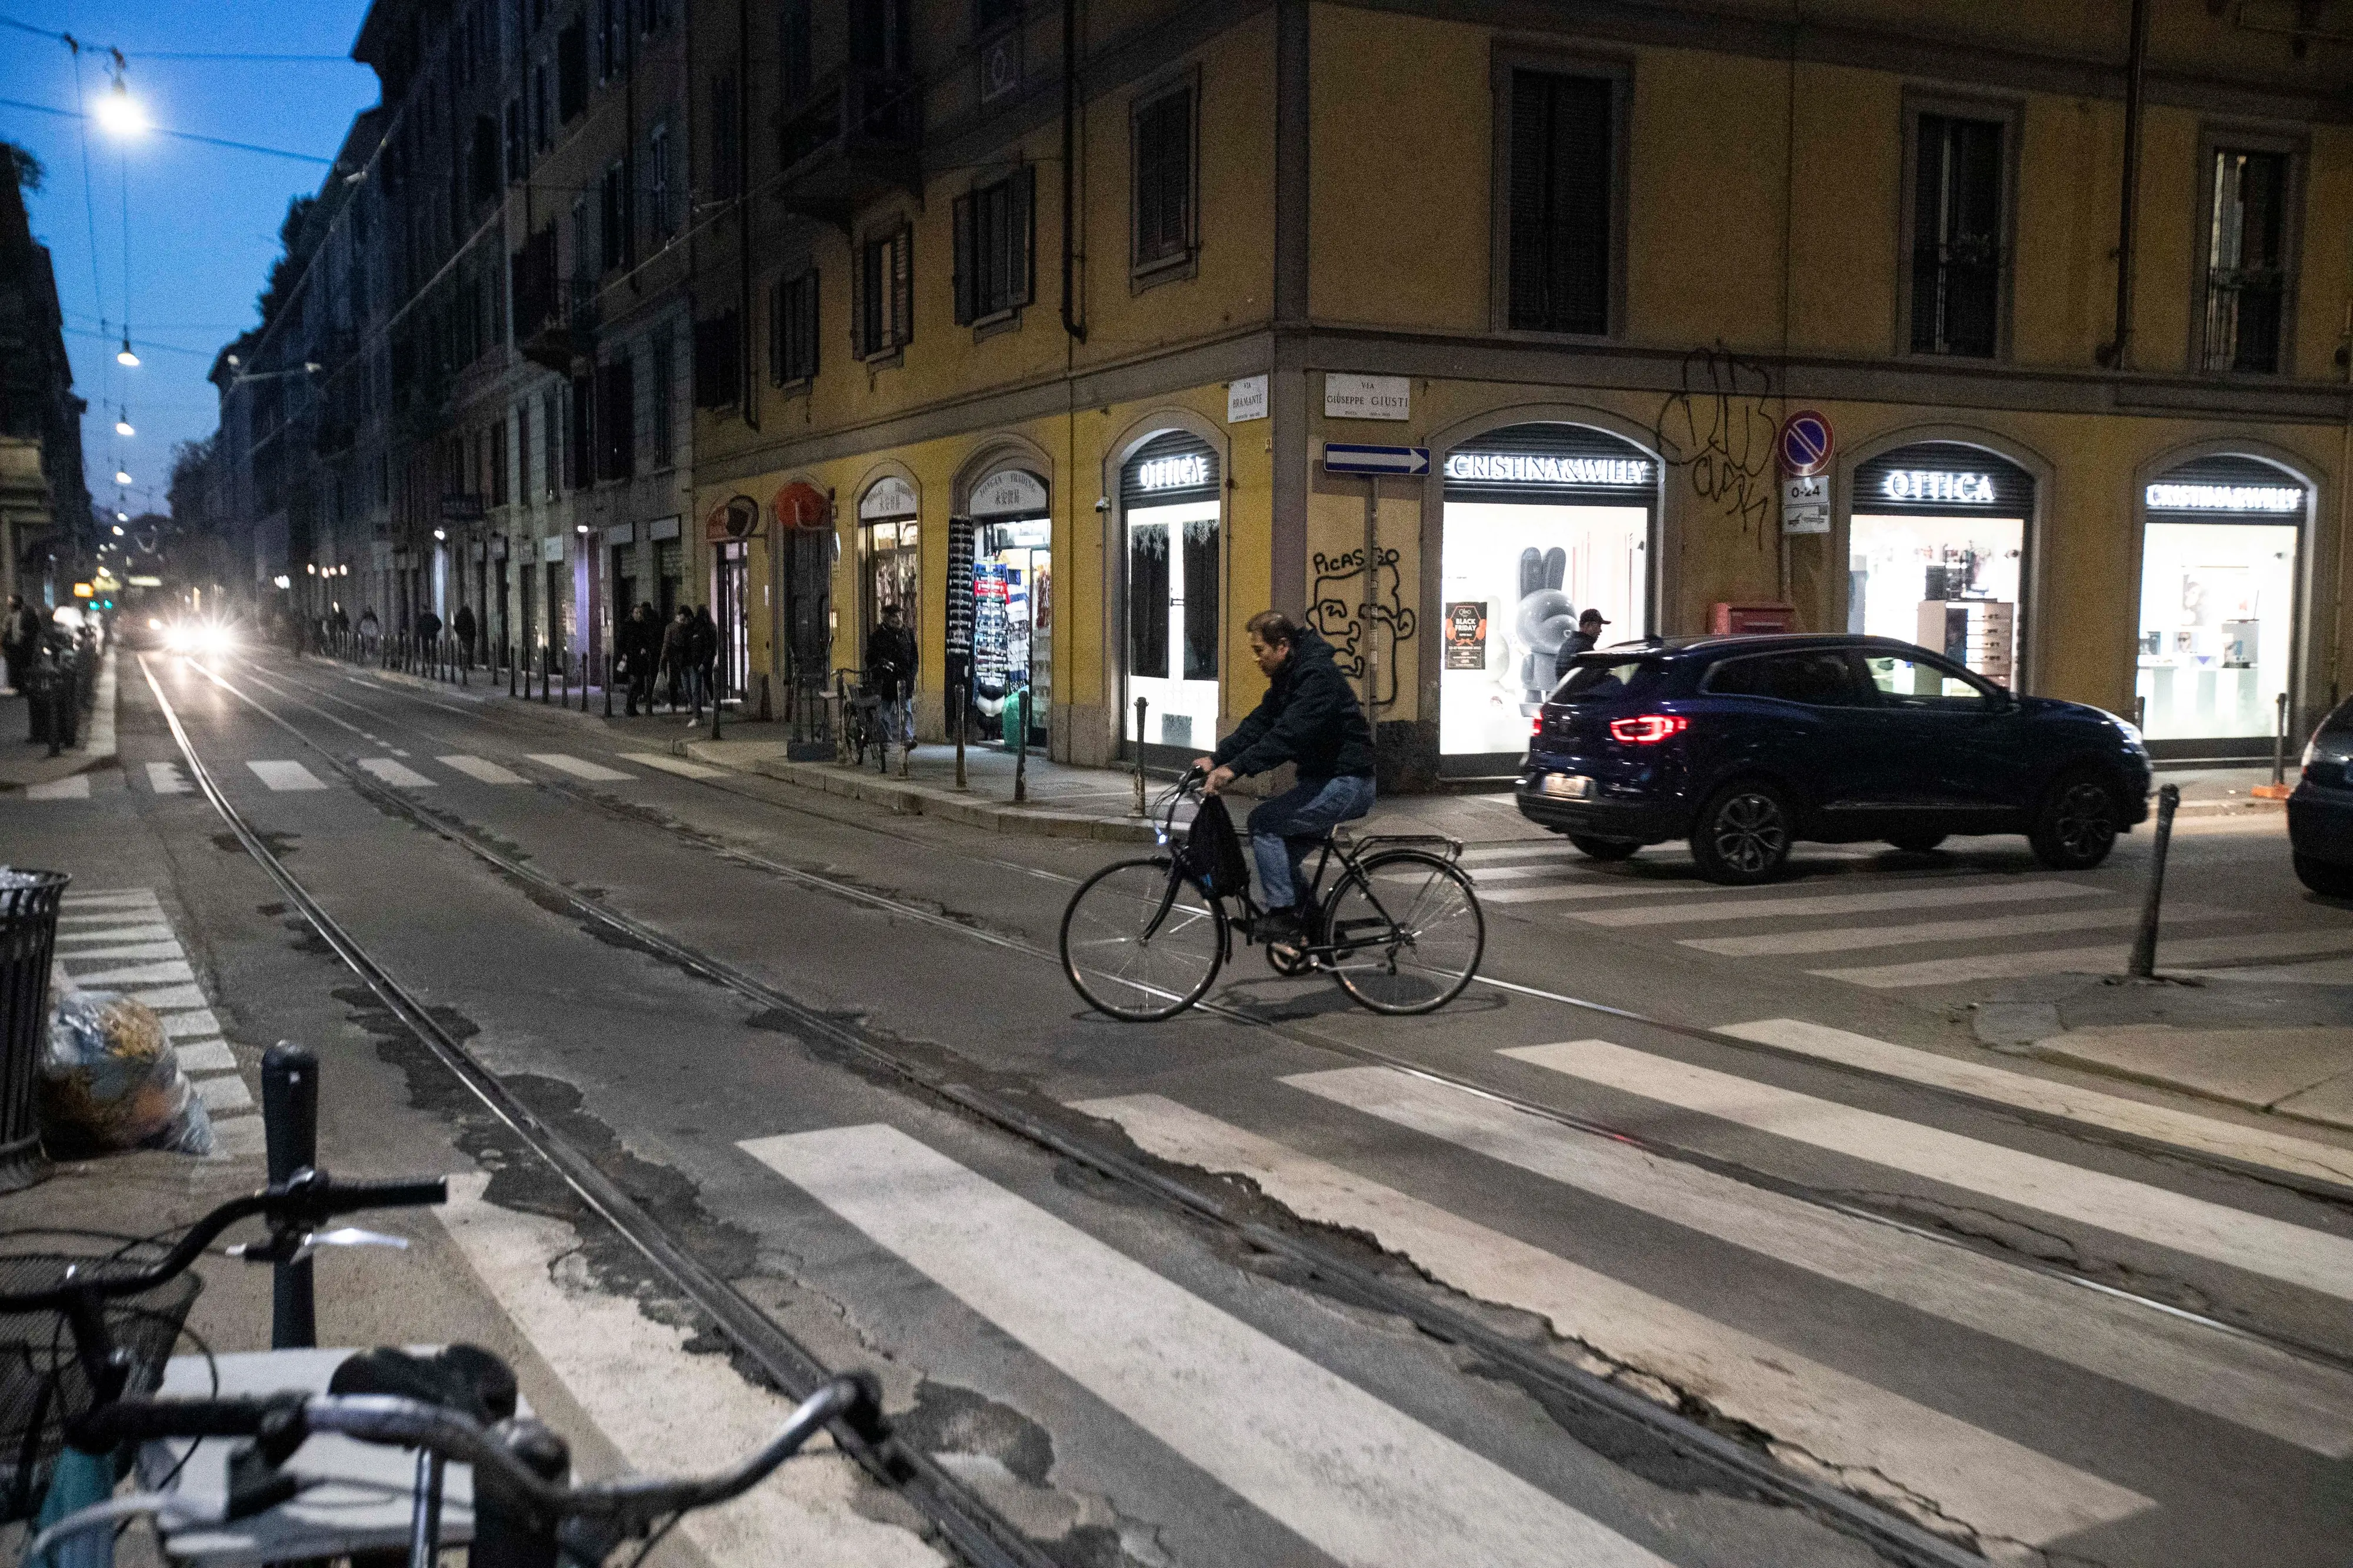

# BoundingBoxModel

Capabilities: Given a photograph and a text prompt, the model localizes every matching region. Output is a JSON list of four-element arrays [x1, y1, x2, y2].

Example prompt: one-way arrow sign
[[1323, 442, 1431, 476]]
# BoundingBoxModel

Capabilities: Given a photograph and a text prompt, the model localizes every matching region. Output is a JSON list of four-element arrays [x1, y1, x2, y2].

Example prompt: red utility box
[[1709, 602, 1799, 635]]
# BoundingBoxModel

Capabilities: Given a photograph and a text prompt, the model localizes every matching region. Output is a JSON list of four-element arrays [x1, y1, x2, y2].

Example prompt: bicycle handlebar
[[0, 1169, 449, 1313], [71, 1375, 880, 1530]]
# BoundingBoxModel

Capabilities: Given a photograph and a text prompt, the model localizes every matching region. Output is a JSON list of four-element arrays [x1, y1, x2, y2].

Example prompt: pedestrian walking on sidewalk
[[452, 603, 477, 666], [358, 606, 379, 652], [415, 607, 443, 665], [619, 602, 656, 716], [867, 602, 917, 747], [687, 605, 720, 723], [660, 606, 692, 712], [2, 594, 40, 695]]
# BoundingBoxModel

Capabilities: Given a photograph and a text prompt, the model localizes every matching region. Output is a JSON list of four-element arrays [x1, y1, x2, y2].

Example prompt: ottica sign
[[1136, 453, 1211, 491], [1879, 469, 1997, 505], [1444, 452, 1652, 487], [2145, 481, 2302, 513]]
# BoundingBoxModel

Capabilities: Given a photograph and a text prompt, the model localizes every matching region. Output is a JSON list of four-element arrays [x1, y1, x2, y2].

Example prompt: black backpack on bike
[[1179, 794, 1254, 898]]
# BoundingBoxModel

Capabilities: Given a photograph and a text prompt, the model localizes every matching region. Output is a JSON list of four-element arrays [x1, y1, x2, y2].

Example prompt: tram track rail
[[148, 662, 2027, 1567], [218, 656, 2353, 1381]]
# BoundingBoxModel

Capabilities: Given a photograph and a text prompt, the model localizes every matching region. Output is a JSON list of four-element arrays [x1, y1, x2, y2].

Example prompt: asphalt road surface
[[9, 646, 2351, 1568]]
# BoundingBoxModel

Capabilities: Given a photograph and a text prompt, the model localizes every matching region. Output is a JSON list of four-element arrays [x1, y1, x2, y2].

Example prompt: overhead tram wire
[[0, 97, 334, 164]]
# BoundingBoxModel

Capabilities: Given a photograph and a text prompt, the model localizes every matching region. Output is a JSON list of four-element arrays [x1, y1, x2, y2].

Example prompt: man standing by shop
[[3, 595, 41, 696], [1551, 608, 1609, 687], [867, 602, 918, 749], [1195, 611, 1378, 946], [452, 602, 477, 669]]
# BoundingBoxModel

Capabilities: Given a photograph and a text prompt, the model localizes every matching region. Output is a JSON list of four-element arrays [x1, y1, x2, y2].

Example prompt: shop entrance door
[[2137, 521, 2299, 742], [714, 541, 749, 702], [975, 518, 1050, 748], [1118, 435, 1222, 758]]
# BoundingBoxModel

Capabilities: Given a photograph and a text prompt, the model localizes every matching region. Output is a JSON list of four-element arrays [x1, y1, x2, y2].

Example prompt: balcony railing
[[519, 278, 600, 375], [774, 66, 921, 222]]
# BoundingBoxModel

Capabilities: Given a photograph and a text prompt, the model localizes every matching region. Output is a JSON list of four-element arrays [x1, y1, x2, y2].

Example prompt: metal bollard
[[604, 644, 614, 717], [2127, 783, 2181, 979], [261, 1042, 319, 1349], [2272, 691, 2289, 786], [954, 680, 968, 789], [1013, 691, 1028, 803], [1132, 698, 1148, 815]]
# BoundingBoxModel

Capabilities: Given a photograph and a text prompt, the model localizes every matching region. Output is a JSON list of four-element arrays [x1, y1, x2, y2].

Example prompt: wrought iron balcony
[[774, 67, 922, 223], [519, 278, 599, 375]]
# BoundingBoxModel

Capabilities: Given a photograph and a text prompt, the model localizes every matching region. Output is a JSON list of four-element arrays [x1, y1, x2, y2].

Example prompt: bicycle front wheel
[[1322, 850, 1485, 1015], [1061, 858, 1227, 1022]]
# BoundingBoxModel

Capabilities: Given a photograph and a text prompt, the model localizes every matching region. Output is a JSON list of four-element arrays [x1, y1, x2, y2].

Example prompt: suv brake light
[[1608, 714, 1687, 745]]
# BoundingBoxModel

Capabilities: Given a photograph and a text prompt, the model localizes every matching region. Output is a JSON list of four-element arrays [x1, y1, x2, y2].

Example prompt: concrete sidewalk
[[0, 647, 118, 793]]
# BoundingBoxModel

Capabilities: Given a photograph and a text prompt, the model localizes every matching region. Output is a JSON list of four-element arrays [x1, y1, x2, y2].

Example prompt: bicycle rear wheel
[[1061, 858, 1227, 1021], [1321, 850, 1484, 1014]]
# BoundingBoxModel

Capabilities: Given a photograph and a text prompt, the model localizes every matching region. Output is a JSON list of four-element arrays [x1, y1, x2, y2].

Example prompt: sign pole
[[1361, 476, 1379, 714]]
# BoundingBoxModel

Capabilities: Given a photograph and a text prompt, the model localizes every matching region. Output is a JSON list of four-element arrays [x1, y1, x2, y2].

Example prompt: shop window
[[2201, 148, 2292, 375], [955, 168, 1035, 325], [693, 311, 739, 406], [854, 225, 914, 359], [1503, 70, 1614, 336], [595, 354, 635, 481], [2138, 458, 2305, 744], [771, 268, 819, 386], [1128, 527, 1169, 679], [1131, 83, 1195, 279], [1908, 113, 2005, 358], [1849, 443, 2029, 689]]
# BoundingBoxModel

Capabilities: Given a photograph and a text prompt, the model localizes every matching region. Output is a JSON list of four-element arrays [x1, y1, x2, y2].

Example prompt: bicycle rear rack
[[1336, 833, 1464, 862]]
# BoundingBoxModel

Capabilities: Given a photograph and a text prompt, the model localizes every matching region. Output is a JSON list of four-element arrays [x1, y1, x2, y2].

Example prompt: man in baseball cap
[[1552, 608, 1610, 686]]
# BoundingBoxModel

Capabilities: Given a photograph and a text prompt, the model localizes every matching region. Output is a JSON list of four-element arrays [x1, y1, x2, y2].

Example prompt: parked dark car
[[1517, 634, 2152, 884], [2288, 696, 2353, 896]]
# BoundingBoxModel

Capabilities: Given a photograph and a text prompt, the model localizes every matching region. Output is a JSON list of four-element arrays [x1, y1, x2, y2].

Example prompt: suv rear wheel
[[1691, 780, 1794, 885], [2294, 854, 2353, 898], [2028, 771, 2122, 870], [1568, 835, 1642, 862]]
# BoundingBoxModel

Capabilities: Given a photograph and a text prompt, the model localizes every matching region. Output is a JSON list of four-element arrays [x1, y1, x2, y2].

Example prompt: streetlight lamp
[[114, 409, 134, 438], [114, 469, 132, 486], [92, 79, 145, 137], [115, 338, 139, 368]]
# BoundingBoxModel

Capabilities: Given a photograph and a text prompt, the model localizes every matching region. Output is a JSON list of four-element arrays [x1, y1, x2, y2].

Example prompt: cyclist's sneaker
[[1257, 906, 1306, 945]]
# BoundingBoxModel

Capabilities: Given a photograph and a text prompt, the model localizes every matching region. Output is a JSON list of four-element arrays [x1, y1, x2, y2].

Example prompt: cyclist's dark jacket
[[1212, 628, 1377, 782]]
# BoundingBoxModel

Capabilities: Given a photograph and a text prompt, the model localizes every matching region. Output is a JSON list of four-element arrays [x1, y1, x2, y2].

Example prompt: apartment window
[[1503, 69, 1614, 336], [515, 401, 532, 505], [596, 0, 623, 83], [2201, 146, 2292, 374], [471, 115, 500, 203], [504, 98, 524, 184], [569, 372, 595, 488], [974, 0, 1018, 34], [1131, 84, 1194, 276], [1909, 112, 2005, 358], [599, 160, 631, 275], [557, 21, 588, 121], [531, 62, 549, 150], [955, 168, 1035, 325], [849, 0, 911, 72], [771, 268, 819, 385], [571, 194, 592, 283], [489, 416, 509, 506], [780, 0, 813, 102], [711, 71, 743, 199], [639, 0, 671, 32], [646, 122, 673, 240], [852, 224, 913, 359], [694, 311, 741, 406], [542, 387, 562, 497], [596, 354, 635, 481], [648, 326, 675, 466]]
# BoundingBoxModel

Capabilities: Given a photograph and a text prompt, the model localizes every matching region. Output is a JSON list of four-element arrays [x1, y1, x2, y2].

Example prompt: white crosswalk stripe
[[54, 923, 173, 944], [1479, 878, 1712, 905], [1815, 927, 2353, 987], [1077, 1094, 2152, 1544], [526, 752, 634, 782], [63, 959, 196, 987], [743, 1123, 1677, 1568], [619, 752, 726, 779], [358, 756, 438, 788], [437, 753, 528, 785], [1507, 1037, 2353, 1301], [245, 759, 328, 792], [1286, 1065, 2353, 1457], [1574, 878, 2101, 928], [53, 940, 184, 962], [1684, 901, 2222, 956], [144, 760, 191, 794], [1718, 1019, 2353, 1189]]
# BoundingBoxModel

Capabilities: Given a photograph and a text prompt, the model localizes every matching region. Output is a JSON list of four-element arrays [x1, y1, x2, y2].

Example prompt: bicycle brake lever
[[289, 1227, 412, 1263]]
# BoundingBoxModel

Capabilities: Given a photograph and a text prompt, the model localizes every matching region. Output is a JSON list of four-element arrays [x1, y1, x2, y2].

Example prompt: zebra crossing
[[722, 1032, 2353, 1560], [51, 887, 264, 1160], [8, 750, 676, 801], [1457, 837, 2353, 989]]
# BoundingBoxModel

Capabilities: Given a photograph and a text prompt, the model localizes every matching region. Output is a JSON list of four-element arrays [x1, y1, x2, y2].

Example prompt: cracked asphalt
[[8, 646, 2350, 1568]]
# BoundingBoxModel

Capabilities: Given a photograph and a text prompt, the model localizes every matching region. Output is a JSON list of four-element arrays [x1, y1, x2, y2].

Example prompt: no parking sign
[[1778, 410, 1833, 477]]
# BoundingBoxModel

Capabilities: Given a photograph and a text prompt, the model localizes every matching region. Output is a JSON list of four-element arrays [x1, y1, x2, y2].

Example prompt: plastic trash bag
[[38, 988, 216, 1158]]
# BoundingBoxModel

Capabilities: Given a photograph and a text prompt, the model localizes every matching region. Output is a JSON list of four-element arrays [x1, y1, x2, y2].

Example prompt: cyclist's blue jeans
[[1248, 774, 1377, 910]]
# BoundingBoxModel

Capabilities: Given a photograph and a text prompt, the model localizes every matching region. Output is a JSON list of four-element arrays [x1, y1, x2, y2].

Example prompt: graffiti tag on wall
[[1653, 342, 1778, 541], [1308, 545, 1418, 710]]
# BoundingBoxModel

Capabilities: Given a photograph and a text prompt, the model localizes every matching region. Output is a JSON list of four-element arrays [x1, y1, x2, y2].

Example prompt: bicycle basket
[[1178, 795, 1253, 899], [0, 1234, 202, 1523]]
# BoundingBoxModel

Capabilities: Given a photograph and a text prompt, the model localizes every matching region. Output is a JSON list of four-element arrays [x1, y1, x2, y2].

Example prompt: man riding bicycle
[[1195, 610, 1378, 946]]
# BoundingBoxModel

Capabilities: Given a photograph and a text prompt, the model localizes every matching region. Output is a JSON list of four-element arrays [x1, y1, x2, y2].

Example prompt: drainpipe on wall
[[736, 0, 756, 431], [1060, 0, 1086, 344], [2097, 0, 2149, 369]]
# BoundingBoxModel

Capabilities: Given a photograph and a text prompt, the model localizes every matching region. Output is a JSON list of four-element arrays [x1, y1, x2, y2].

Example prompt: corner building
[[689, 0, 2353, 783]]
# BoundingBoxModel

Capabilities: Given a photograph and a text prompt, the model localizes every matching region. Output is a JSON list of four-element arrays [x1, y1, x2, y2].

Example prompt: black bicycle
[[1059, 769, 1485, 1021]]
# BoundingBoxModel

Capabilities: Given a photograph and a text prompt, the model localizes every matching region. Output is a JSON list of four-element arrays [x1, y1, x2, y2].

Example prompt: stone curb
[[674, 740, 1155, 842], [2026, 1038, 2353, 1136]]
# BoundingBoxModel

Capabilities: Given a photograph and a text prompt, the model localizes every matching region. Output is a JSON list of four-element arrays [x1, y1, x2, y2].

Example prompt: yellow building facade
[[688, 0, 2353, 782]]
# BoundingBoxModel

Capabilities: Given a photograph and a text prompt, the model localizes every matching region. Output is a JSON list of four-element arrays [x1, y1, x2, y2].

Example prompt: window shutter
[[891, 225, 912, 347], [952, 192, 976, 326], [1013, 164, 1035, 305], [802, 268, 819, 380], [850, 242, 867, 358], [769, 276, 785, 384]]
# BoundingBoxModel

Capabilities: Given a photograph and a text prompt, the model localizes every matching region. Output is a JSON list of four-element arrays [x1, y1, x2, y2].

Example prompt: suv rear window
[[1551, 658, 1661, 703]]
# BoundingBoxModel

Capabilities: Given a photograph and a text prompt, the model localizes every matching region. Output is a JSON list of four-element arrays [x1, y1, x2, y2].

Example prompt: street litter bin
[[0, 868, 66, 1192]]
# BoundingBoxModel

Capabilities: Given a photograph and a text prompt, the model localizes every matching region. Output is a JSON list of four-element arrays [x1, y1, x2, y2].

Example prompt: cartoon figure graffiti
[[1308, 545, 1418, 710]]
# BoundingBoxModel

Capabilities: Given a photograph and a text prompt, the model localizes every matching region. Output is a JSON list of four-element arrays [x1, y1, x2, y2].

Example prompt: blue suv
[[1517, 635, 2152, 884]]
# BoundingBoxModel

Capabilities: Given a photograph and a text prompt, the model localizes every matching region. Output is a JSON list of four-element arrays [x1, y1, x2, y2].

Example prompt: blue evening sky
[[1, 1, 377, 519]]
